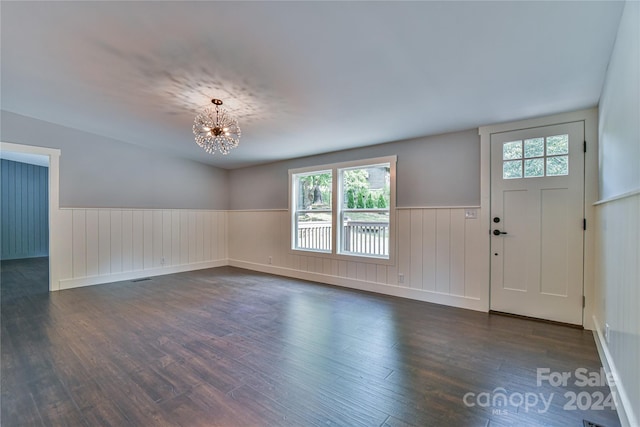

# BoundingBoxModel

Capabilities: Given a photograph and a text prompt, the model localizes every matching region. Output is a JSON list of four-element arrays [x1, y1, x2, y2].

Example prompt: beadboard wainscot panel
[[132, 210, 144, 271], [57, 209, 227, 290], [152, 210, 163, 268], [71, 209, 86, 277], [86, 210, 100, 276], [122, 210, 134, 272], [99, 209, 111, 275], [228, 208, 488, 311], [593, 191, 639, 427], [111, 210, 123, 273], [58, 208, 73, 282]]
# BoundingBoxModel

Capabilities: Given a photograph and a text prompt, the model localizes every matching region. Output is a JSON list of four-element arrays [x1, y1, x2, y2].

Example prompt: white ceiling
[[1, 1, 624, 169]]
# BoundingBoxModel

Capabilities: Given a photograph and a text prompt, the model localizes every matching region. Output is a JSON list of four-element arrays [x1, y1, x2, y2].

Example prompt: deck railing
[[297, 222, 332, 251], [342, 221, 389, 256], [297, 221, 389, 256]]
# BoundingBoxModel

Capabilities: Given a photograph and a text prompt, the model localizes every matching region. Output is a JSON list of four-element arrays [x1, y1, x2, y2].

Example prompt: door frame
[[479, 108, 599, 329], [1, 141, 62, 291]]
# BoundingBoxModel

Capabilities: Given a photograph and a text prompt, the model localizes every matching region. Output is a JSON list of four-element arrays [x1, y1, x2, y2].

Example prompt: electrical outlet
[[465, 209, 478, 219], [605, 323, 610, 343], [398, 273, 404, 283], [268, 256, 273, 265]]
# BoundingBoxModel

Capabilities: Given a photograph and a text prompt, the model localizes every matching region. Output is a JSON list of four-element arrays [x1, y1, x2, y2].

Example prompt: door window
[[502, 134, 569, 179]]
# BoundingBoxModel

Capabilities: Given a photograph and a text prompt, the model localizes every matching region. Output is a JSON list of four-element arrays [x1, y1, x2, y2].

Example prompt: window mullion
[[331, 168, 338, 255]]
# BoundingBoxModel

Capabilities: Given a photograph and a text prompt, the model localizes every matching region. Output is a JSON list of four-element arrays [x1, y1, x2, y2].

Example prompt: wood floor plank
[[27, 373, 86, 427], [225, 384, 310, 426], [0, 383, 44, 427], [89, 375, 175, 426], [66, 380, 131, 427], [173, 383, 274, 427], [1, 261, 622, 427]]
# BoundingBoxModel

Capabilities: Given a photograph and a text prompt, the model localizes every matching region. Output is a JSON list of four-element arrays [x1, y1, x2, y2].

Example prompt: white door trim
[[1, 141, 62, 291], [479, 108, 599, 329]]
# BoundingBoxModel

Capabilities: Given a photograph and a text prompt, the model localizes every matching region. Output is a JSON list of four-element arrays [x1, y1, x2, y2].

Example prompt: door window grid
[[502, 134, 569, 179]]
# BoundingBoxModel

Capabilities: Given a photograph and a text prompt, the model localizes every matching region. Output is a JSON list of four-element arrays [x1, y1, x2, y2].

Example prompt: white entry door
[[490, 121, 585, 325]]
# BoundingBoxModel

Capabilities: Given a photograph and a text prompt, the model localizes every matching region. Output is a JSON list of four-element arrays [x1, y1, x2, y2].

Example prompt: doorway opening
[[1, 152, 50, 301], [0, 142, 61, 296]]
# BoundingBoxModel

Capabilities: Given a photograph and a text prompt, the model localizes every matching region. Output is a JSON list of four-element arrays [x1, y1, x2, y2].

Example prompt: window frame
[[289, 155, 397, 265], [290, 168, 333, 254]]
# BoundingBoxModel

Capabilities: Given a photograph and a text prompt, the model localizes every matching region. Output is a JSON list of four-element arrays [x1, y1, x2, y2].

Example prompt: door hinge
[[584, 141, 587, 153], [583, 296, 586, 308], [583, 218, 587, 230]]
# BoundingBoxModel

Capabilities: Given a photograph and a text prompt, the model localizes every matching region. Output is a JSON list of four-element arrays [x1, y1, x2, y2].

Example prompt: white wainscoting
[[56, 209, 228, 290], [593, 191, 639, 427], [227, 208, 489, 311]]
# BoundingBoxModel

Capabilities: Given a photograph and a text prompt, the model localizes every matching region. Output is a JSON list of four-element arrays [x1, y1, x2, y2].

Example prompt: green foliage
[[343, 169, 369, 196], [376, 193, 387, 208], [303, 172, 331, 188], [346, 189, 355, 209], [365, 193, 375, 209], [356, 191, 366, 209], [322, 190, 331, 203]]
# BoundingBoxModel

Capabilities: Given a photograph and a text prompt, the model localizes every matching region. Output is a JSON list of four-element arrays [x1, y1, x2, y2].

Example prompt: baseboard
[[490, 310, 583, 329], [592, 315, 636, 427], [57, 259, 228, 290], [58, 257, 486, 312], [1, 254, 49, 261], [228, 259, 486, 312]]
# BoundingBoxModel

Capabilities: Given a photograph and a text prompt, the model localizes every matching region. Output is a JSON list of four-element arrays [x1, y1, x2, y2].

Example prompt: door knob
[[493, 229, 508, 236]]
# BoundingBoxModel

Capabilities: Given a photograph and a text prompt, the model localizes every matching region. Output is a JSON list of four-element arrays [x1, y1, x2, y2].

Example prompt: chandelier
[[193, 99, 241, 155]]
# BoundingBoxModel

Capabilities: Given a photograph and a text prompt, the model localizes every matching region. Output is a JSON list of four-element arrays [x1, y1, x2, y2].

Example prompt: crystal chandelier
[[193, 99, 241, 155]]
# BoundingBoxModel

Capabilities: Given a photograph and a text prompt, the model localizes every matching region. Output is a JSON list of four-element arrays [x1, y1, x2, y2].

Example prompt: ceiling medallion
[[192, 99, 241, 155]]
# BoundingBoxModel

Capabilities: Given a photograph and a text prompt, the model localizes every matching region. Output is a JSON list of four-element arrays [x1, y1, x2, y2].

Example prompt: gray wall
[[598, 0, 640, 200], [228, 129, 480, 210], [2, 111, 481, 210], [1, 159, 49, 260], [1, 111, 229, 209]]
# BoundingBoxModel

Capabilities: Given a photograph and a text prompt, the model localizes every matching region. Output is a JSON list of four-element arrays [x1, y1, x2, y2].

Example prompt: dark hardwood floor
[[1, 264, 620, 426], [0, 257, 49, 302]]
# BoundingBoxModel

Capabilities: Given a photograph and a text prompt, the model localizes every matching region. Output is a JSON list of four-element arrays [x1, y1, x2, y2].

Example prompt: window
[[338, 164, 390, 257], [290, 156, 396, 261], [502, 134, 569, 179], [291, 170, 332, 252]]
